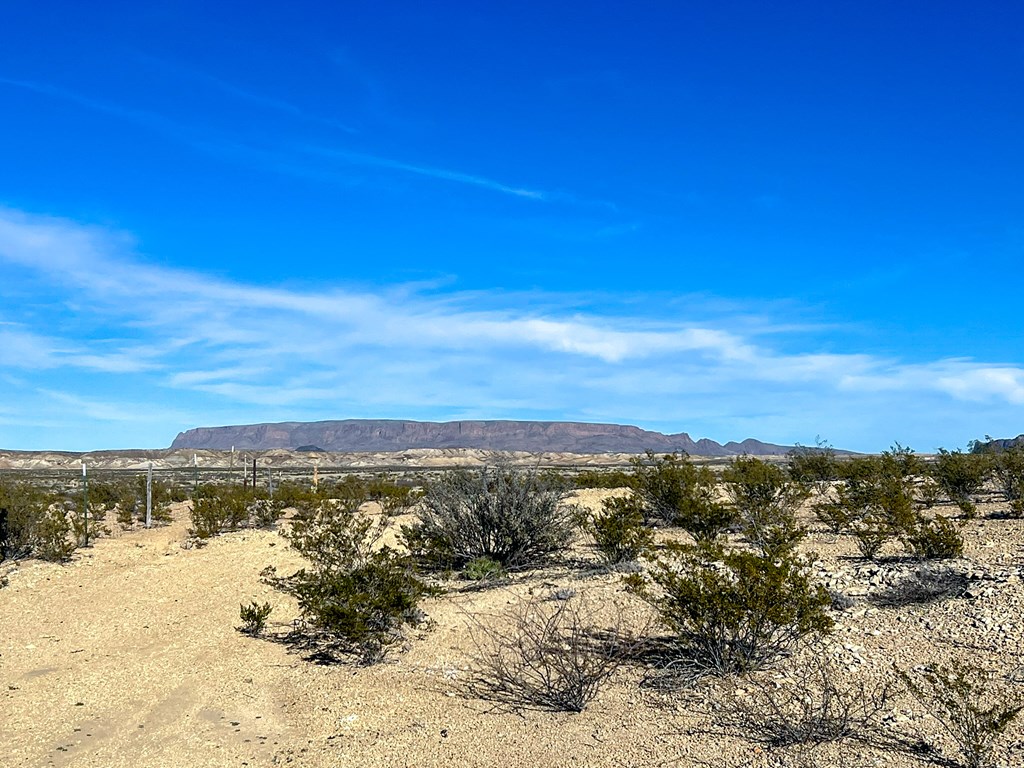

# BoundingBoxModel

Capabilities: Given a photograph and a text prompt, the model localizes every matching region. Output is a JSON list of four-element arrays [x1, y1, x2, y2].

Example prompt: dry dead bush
[[899, 663, 1023, 768], [465, 593, 639, 712], [868, 565, 971, 607], [717, 648, 893, 748], [689, 750, 875, 768]]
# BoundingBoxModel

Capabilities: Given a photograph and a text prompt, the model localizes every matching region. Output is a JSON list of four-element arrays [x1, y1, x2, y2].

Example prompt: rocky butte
[[170, 419, 794, 456]]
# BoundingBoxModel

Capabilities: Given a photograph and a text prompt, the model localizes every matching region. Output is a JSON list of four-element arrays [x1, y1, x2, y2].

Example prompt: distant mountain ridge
[[971, 434, 1024, 453], [170, 419, 795, 456]]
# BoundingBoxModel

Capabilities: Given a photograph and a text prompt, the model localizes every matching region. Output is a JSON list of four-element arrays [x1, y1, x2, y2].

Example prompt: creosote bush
[[270, 479, 324, 511], [571, 469, 635, 490], [280, 552, 426, 664], [626, 542, 833, 674], [271, 498, 427, 664], [930, 449, 992, 518], [190, 485, 284, 539], [874, 442, 923, 481], [899, 663, 1023, 768], [34, 505, 79, 562], [401, 466, 574, 571], [631, 452, 734, 541], [584, 494, 654, 564], [812, 448, 965, 561], [787, 439, 840, 492], [0, 480, 107, 562], [723, 456, 808, 557], [125, 475, 183, 526], [900, 514, 965, 560], [992, 445, 1024, 517], [466, 594, 634, 712], [814, 460, 915, 559], [0, 479, 49, 561], [364, 475, 423, 517], [238, 600, 273, 635]]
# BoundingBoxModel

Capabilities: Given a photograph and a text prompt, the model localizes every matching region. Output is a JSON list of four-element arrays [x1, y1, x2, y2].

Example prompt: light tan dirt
[[2, 491, 1023, 767]]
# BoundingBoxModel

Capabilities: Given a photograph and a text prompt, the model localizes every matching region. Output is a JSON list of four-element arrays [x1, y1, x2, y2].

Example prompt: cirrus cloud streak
[[1, 206, 1021, 451]]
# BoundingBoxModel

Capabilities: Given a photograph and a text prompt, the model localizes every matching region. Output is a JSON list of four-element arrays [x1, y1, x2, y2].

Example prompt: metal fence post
[[82, 461, 89, 546], [146, 462, 153, 528]]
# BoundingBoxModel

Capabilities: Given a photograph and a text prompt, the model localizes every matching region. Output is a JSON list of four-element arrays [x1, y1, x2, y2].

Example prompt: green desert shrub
[[585, 494, 654, 564], [115, 481, 142, 527], [930, 449, 992, 518], [535, 469, 574, 493], [723, 456, 808, 557], [463, 556, 506, 582], [365, 476, 423, 516], [877, 442, 923, 480], [0, 479, 49, 561], [572, 469, 635, 490], [900, 514, 965, 560], [814, 460, 917, 560], [70, 499, 107, 547], [899, 664, 1023, 768], [323, 475, 373, 506], [190, 485, 284, 538], [273, 497, 427, 664], [401, 466, 574, 571], [279, 552, 426, 664], [627, 543, 832, 674], [248, 498, 285, 528], [115, 474, 176, 525], [812, 494, 853, 535], [238, 600, 273, 635], [631, 452, 734, 541], [992, 445, 1024, 517], [190, 495, 233, 539], [0, 480, 106, 562], [77, 479, 122, 512], [849, 514, 895, 560], [33, 505, 78, 562], [787, 439, 840, 491], [271, 479, 322, 511], [917, 475, 944, 509], [285, 497, 375, 571]]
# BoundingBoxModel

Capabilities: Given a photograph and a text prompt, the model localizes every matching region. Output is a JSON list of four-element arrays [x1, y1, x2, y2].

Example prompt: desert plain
[[1, 451, 1022, 768]]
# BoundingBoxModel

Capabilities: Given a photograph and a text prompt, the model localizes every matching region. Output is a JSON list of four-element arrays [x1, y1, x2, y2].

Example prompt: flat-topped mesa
[[170, 419, 795, 456]]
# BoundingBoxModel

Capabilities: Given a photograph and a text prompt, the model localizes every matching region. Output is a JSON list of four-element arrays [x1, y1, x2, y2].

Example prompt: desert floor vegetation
[[1, 451, 1023, 767]]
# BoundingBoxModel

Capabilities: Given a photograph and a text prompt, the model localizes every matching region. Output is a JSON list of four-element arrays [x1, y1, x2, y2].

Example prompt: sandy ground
[[2, 492, 1023, 768]]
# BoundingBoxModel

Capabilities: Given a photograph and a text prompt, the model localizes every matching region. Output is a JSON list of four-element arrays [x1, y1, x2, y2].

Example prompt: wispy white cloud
[[1, 206, 1022, 450], [137, 55, 359, 134], [169, 366, 272, 387], [299, 145, 547, 199], [0, 77, 569, 204], [0, 327, 58, 369], [840, 360, 1024, 404], [0, 76, 202, 146], [38, 389, 143, 422]]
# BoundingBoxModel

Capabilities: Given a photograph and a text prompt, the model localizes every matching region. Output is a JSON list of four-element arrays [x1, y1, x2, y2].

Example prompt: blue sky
[[1, 1, 1022, 452]]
